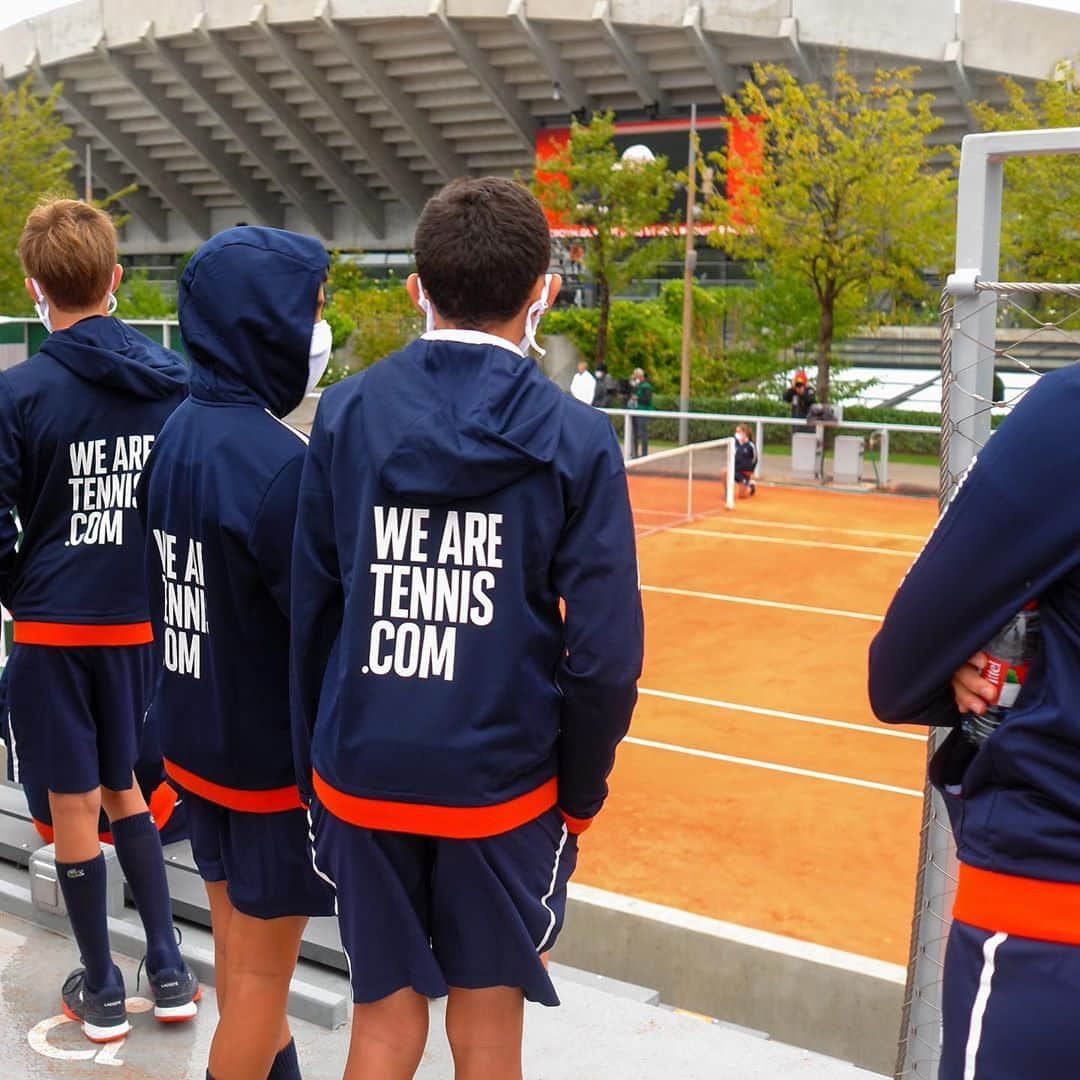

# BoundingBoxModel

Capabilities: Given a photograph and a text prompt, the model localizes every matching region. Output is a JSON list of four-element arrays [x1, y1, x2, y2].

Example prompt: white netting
[[895, 281, 1080, 1080]]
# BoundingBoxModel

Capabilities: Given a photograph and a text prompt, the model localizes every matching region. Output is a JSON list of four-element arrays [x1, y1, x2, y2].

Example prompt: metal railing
[[601, 408, 939, 489]]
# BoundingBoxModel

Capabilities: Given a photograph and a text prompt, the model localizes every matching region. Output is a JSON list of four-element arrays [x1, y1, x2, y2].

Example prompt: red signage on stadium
[[535, 115, 761, 238]]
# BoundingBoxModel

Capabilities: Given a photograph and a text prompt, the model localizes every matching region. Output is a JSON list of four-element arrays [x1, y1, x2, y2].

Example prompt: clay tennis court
[[577, 472, 939, 965]]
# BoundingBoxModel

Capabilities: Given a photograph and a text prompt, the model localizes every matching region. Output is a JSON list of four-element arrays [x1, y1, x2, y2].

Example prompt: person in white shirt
[[569, 360, 596, 405]]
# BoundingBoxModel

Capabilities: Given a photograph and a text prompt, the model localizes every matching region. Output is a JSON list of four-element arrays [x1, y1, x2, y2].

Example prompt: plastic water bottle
[[961, 601, 1040, 746]]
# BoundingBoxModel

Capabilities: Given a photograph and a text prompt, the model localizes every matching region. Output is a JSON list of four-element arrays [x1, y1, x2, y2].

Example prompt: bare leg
[[207, 909, 306, 1080], [204, 881, 233, 1016], [344, 987, 429, 1080], [99, 781, 150, 824], [49, 789, 102, 864], [445, 986, 524, 1080]]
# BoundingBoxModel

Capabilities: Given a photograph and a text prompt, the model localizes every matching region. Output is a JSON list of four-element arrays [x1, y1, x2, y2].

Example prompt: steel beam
[[777, 17, 818, 85], [35, 58, 209, 238], [429, 0, 537, 152], [317, 8, 467, 184], [198, 21, 384, 236], [144, 29, 334, 238], [98, 43, 284, 228], [256, 15, 428, 213], [683, 4, 736, 97], [507, 0, 588, 114], [72, 153, 170, 240], [592, 1, 667, 111], [944, 40, 978, 127]]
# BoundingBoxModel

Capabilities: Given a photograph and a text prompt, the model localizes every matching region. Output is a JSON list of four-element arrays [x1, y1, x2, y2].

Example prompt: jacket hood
[[362, 337, 564, 502], [179, 227, 329, 417], [39, 316, 188, 400]]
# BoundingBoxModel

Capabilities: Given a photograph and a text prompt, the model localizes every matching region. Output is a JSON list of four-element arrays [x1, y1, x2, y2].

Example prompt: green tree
[[532, 111, 678, 367], [704, 57, 953, 402], [0, 78, 74, 314], [971, 67, 1080, 287]]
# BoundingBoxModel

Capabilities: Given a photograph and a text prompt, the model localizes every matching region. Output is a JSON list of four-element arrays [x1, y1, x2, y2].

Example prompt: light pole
[[678, 104, 699, 445]]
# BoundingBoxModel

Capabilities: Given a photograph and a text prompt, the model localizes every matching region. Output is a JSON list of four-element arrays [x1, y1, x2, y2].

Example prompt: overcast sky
[[2, 0, 1080, 34]]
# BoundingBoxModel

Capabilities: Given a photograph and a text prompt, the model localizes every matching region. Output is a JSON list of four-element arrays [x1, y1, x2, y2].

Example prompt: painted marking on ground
[[668, 527, 918, 558], [638, 687, 924, 741], [697, 517, 928, 543], [641, 584, 884, 623], [624, 736, 924, 797]]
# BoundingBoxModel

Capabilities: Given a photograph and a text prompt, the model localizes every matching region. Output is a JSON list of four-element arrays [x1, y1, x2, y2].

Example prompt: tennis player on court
[[870, 367, 1080, 1078], [292, 177, 643, 1079], [139, 227, 336, 1080], [0, 199, 196, 1043]]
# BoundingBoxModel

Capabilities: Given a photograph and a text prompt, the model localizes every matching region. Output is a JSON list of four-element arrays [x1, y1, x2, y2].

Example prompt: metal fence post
[[879, 427, 889, 489], [754, 420, 764, 477], [623, 413, 633, 460]]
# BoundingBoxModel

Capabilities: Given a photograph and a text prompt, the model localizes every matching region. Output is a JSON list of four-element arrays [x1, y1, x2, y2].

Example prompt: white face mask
[[30, 279, 52, 333], [520, 274, 553, 357], [30, 278, 116, 333], [307, 319, 333, 395], [416, 279, 436, 333], [736, 433, 748, 445]]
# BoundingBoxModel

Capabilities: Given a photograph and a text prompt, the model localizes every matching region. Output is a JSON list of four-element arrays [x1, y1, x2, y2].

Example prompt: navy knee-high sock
[[268, 1040, 301, 1080], [109, 812, 182, 973], [56, 853, 117, 993]]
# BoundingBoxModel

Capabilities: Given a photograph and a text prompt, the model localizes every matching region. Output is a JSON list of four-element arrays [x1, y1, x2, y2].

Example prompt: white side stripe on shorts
[[6, 710, 19, 784], [306, 809, 353, 983], [964, 931, 1008, 1080], [535, 824, 568, 954]]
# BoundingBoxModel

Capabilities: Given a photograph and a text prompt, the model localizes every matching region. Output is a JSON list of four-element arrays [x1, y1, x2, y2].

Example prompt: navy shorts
[[309, 801, 578, 1006], [941, 919, 1080, 1079], [5, 643, 152, 795], [183, 790, 335, 921]]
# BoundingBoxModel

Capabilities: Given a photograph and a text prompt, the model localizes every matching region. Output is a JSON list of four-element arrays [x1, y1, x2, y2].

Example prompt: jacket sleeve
[[551, 424, 643, 832], [290, 413, 342, 806], [869, 372, 1080, 727], [248, 454, 305, 619], [0, 376, 23, 608]]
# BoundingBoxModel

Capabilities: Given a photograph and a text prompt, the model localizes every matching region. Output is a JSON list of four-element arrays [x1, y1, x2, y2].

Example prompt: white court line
[[638, 687, 925, 742], [641, 584, 883, 623], [624, 735, 923, 797], [700, 517, 927, 543], [669, 527, 917, 558]]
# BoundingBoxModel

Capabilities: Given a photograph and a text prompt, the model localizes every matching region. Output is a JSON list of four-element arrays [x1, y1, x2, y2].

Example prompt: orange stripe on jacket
[[14, 621, 154, 647], [954, 862, 1080, 946], [313, 771, 558, 839], [32, 781, 180, 846], [164, 758, 303, 814]]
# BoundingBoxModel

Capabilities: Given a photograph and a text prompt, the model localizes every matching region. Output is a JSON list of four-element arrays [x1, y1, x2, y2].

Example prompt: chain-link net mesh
[[895, 281, 1080, 1080]]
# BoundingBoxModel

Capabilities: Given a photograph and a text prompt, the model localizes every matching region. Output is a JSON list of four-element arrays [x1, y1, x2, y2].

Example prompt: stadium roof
[[1, 0, 1076, 253]]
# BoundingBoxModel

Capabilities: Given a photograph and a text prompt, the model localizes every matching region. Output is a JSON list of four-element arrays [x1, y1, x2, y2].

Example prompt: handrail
[[600, 407, 940, 435]]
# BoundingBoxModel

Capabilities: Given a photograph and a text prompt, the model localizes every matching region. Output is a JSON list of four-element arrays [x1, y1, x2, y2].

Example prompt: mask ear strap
[[29, 279, 45, 304], [106, 293, 118, 316], [416, 278, 435, 333]]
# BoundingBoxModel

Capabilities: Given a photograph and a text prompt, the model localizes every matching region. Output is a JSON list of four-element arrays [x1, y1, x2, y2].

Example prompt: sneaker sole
[[154, 986, 201, 1023], [61, 1002, 131, 1043]]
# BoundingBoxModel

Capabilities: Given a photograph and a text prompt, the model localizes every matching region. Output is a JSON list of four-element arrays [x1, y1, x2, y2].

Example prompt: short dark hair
[[413, 177, 550, 327]]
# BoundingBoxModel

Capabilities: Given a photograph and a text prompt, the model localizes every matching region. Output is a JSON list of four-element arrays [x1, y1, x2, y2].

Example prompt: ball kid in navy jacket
[[291, 332, 644, 838], [138, 228, 328, 809], [870, 366, 1080, 936], [0, 317, 187, 643]]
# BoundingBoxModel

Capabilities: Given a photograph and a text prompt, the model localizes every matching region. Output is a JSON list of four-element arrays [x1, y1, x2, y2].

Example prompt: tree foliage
[[532, 111, 678, 366], [971, 69, 1080, 288], [704, 57, 954, 401], [0, 78, 74, 314]]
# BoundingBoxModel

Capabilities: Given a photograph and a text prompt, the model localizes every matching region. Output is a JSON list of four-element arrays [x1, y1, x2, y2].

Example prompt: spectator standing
[[569, 359, 596, 406], [782, 370, 816, 419], [629, 367, 654, 458], [592, 362, 617, 409]]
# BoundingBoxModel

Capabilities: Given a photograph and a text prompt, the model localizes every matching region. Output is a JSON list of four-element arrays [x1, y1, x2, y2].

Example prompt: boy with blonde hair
[[0, 199, 196, 1042]]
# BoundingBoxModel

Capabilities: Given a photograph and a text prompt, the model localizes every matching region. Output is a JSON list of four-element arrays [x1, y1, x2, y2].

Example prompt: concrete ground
[[0, 911, 885, 1080]]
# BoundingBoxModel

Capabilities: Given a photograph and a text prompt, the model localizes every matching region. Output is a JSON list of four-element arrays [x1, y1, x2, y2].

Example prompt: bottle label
[[980, 655, 1029, 708]]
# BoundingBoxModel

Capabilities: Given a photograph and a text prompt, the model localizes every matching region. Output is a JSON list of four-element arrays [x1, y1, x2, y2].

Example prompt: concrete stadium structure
[[0, 0, 1077, 254]]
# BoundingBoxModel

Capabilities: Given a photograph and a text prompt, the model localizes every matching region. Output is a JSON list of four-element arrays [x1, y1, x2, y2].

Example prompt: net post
[[754, 421, 763, 477], [725, 438, 735, 509], [688, 445, 694, 519], [879, 427, 889, 489]]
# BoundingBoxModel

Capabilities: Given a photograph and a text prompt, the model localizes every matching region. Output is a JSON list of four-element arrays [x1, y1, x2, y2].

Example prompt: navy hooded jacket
[[139, 227, 327, 809], [870, 366, 1080, 939], [291, 330, 643, 838], [0, 316, 187, 641]]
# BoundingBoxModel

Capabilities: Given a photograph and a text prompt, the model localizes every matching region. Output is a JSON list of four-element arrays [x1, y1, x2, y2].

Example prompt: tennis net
[[624, 437, 736, 538]]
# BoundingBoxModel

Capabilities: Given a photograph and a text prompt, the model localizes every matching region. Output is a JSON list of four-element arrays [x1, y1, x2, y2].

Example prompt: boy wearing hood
[[292, 178, 643, 1079], [138, 227, 335, 1080], [0, 199, 196, 1042]]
